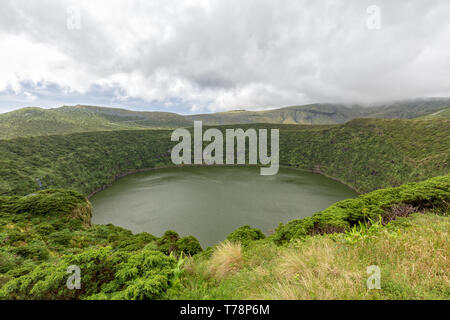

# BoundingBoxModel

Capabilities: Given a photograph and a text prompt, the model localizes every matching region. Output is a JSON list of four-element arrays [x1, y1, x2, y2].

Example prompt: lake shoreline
[[87, 164, 361, 199]]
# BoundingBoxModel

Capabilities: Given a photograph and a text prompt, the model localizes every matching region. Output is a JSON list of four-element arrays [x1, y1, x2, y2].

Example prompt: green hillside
[[0, 105, 190, 139], [0, 118, 448, 196], [1, 98, 450, 139], [187, 104, 362, 125], [417, 107, 450, 119], [188, 98, 450, 125], [60, 105, 191, 128], [0, 107, 145, 140], [362, 98, 450, 119]]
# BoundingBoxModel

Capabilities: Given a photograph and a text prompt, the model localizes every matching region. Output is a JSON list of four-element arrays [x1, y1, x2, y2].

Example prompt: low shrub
[[226, 225, 265, 245], [176, 236, 203, 256], [273, 174, 450, 243], [157, 230, 180, 254], [0, 245, 178, 300]]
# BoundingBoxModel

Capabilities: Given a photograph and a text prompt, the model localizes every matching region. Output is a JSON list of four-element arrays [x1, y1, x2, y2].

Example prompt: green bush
[[4, 229, 27, 245], [34, 223, 55, 235], [157, 230, 180, 254], [48, 230, 72, 246], [92, 245, 177, 300], [4, 189, 87, 216], [11, 240, 49, 261], [0, 245, 178, 300], [176, 236, 203, 256], [273, 174, 450, 243], [227, 225, 265, 245]]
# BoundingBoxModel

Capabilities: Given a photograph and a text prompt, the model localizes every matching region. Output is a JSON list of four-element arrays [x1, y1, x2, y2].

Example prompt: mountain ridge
[[1, 98, 449, 139]]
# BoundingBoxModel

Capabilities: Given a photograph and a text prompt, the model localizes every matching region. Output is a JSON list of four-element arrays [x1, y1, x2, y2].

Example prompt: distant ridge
[[0, 98, 449, 139]]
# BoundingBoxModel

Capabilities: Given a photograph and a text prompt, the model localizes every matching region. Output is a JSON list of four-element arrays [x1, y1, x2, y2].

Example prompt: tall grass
[[173, 213, 449, 300], [208, 241, 244, 279]]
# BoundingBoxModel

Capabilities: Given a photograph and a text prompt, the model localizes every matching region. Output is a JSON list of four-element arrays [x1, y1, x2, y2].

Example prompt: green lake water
[[90, 166, 358, 248]]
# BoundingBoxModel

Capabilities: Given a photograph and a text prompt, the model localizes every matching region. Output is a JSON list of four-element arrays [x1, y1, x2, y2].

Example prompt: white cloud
[[0, 0, 450, 113]]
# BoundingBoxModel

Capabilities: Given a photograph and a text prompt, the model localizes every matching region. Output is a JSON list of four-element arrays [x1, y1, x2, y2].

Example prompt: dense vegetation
[[278, 118, 449, 192], [0, 107, 148, 140], [418, 107, 450, 119], [0, 175, 448, 299], [189, 98, 450, 125], [0, 118, 448, 196], [0, 190, 201, 299], [272, 174, 449, 243], [175, 212, 449, 300], [1, 98, 449, 139]]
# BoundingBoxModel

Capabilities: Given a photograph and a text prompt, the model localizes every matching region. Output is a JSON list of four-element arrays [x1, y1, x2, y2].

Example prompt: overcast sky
[[0, 0, 449, 114]]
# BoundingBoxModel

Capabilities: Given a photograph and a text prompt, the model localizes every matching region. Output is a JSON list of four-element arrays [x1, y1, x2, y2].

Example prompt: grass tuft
[[208, 241, 244, 279]]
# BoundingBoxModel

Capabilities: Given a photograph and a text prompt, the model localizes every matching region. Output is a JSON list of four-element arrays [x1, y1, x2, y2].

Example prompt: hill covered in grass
[[0, 106, 189, 139], [1, 98, 450, 139], [188, 98, 450, 125], [0, 118, 448, 196], [417, 107, 450, 119]]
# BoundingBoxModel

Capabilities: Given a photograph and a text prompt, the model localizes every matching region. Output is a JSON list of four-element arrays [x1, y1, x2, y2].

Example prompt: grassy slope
[[0, 107, 146, 139], [417, 107, 450, 119], [174, 212, 449, 300], [187, 104, 363, 125], [2, 98, 450, 139], [363, 98, 450, 119], [0, 118, 448, 196], [0, 106, 190, 139]]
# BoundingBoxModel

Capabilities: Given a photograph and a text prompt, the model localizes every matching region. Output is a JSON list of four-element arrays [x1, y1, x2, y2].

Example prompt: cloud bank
[[0, 0, 449, 113]]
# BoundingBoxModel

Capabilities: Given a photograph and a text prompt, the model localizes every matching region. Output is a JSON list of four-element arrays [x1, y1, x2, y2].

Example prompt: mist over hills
[[0, 98, 449, 139]]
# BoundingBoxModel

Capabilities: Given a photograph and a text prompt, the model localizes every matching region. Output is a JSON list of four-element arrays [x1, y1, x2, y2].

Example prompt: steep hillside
[[366, 98, 450, 119], [189, 98, 450, 125], [1, 98, 450, 139], [279, 118, 449, 192], [187, 104, 363, 125], [0, 118, 448, 196]]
